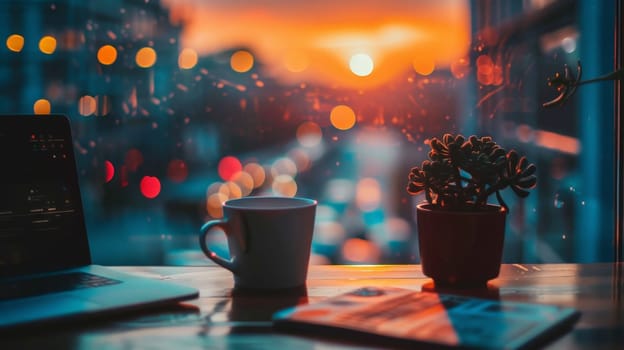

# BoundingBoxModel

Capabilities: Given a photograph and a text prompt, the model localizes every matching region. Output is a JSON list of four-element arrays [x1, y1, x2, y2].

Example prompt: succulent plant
[[406, 134, 537, 212]]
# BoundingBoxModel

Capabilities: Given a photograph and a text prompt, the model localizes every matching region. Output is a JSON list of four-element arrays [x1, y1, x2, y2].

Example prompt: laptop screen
[[0, 115, 91, 277]]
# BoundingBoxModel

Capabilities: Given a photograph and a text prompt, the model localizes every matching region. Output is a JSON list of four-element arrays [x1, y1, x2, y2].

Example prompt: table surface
[[1, 263, 623, 349]]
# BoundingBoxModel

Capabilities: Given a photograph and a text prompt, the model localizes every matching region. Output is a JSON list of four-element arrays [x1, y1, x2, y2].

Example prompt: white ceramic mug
[[199, 196, 317, 289]]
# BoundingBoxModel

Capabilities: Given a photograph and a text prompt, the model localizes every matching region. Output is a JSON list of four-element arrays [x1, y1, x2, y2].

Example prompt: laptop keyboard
[[0, 272, 121, 300]]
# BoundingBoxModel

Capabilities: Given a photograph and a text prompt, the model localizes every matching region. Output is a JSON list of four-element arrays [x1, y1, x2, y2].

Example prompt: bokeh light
[[104, 160, 115, 183], [330, 105, 356, 131], [38, 36, 57, 54], [349, 53, 374, 77], [272, 174, 297, 197], [6, 34, 24, 52], [230, 50, 254, 73], [325, 179, 355, 203], [231, 171, 254, 196], [140, 176, 161, 199], [271, 157, 297, 177], [124, 149, 144, 172], [288, 148, 311, 173], [206, 192, 228, 218], [451, 57, 470, 79], [412, 58, 435, 76], [97, 45, 118, 65], [136, 47, 157, 68], [167, 159, 188, 183], [78, 95, 97, 116], [218, 156, 242, 181], [219, 181, 242, 199], [33, 99, 51, 114], [342, 238, 381, 263], [178, 48, 198, 69], [355, 177, 382, 212], [243, 162, 266, 189], [296, 121, 322, 147]]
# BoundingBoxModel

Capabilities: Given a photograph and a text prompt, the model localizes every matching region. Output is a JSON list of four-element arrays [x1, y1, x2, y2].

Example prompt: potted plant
[[406, 134, 536, 287]]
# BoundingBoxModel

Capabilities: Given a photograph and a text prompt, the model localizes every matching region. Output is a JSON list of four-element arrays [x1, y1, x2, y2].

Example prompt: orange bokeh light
[[78, 95, 97, 116], [272, 174, 297, 197], [330, 105, 356, 131], [136, 47, 157, 68], [243, 162, 266, 189], [97, 45, 118, 65], [413, 58, 435, 76], [6, 34, 24, 52], [33, 99, 51, 114], [178, 48, 198, 69], [39, 36, 56, 54], [230, 50, 254, 73]]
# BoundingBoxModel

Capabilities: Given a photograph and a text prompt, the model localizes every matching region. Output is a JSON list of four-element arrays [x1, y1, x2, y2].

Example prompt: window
[[0, 0, 617, 264]]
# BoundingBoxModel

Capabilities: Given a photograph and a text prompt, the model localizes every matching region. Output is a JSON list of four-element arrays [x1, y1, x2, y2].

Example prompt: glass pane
[[0, 0, 616, 264]]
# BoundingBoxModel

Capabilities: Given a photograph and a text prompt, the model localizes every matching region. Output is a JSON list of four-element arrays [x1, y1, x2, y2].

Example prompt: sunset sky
[[161, 0, 471, 88]]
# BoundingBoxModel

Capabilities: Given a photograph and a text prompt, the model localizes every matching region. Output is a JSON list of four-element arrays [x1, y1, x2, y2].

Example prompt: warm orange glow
[[230, 50, 254, 73], [135, 47, 157, 68], [413, 57, 435, 76], [284, 51, 310, 73], [536, 130, 580, 155], [33, 99, 51, 114], [39, 36, 57, 54], [330, 105, 356, 130], [97, 45, 118, 65], [78, 95, 97, 116], [163, 0, 471, 88], [178, 48, 198, 69], [6, 34, 24, 52]]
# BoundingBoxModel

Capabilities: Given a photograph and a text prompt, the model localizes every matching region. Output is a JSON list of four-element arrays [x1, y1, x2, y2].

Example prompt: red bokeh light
[[218, 156, 242, 181], [167, 159, 188, 183], [104, 160, 115, 183], [140, 176, 161, 199], [125, 148, 144, 172]]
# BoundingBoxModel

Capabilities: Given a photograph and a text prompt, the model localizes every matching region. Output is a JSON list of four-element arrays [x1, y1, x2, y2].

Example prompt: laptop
[[0, 114, 198, 330]]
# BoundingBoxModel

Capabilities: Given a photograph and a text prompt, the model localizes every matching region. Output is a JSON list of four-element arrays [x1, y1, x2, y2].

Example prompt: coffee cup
[[199, 196, 317, 289]]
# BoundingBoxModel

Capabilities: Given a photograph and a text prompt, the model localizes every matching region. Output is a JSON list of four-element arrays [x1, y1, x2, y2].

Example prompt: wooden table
[[1, 264, 623, 349]]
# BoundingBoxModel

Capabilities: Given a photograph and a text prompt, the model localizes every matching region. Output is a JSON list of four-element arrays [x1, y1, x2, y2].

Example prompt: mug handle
[[199, 219, 236, 273]]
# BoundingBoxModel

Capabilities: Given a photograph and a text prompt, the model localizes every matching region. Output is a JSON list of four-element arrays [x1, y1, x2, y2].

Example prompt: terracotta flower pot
[[416, 203, 507, 287]]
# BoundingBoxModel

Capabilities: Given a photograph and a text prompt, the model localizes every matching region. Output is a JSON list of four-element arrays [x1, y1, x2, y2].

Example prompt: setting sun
[[350, 53, 374, 77], [163, 0, 471, 88]]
